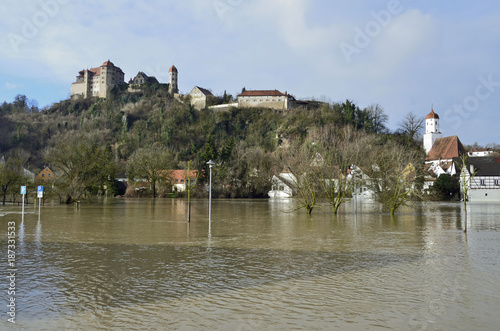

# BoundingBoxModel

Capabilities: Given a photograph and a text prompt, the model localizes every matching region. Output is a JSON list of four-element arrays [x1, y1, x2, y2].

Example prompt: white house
[[460, 157, 500, 202], [268, 171, 296, 198], [468, 148, 494, 157]]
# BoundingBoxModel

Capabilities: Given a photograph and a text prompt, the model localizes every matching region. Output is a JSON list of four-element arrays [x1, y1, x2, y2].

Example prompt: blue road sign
[[38, 186, 43, 193], [21, 186, 26, 195]]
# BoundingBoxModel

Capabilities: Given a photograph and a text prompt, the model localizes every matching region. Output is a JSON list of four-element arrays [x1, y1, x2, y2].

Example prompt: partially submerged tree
[[456, 154, 476, 213], [276, 140, 321, 215], [0, 149, 30, 205], [127, 144, 175, 198], [46, 132, 117, 203], [367, 140, 424, 215], [310, 125, 372, 213], [185, 160, 199, 222]]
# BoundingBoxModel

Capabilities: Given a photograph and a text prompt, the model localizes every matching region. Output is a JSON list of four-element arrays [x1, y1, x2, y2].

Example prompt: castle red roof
[[169, 65, 178, 73], [102, 60, 115, 67]]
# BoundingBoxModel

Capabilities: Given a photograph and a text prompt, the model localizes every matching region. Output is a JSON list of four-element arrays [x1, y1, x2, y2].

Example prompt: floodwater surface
[[1, 199, 500, 330]]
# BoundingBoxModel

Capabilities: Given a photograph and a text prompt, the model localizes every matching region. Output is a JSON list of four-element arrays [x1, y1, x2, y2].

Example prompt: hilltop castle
[[70, 60, 179, 99], [70, 60, 296, 111], [70, 60, 125, 98]]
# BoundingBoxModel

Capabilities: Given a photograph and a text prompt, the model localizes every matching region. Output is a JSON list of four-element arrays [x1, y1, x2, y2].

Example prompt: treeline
[[1, 85, 428, 208]]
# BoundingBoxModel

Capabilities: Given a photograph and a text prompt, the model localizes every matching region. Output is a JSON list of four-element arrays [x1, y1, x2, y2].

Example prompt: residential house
[[468, 148, 495, 157], [70, 60, 125, 98], [458, 156, 500, 202], [168, 170, 198, 192], [268, 171, 296, 198], [237, 90, 296, 110], [347, 166, 375, 201], [35, 166, 56, 185]]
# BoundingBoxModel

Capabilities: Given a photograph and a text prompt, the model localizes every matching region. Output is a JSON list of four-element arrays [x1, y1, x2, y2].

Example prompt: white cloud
[[5, 82, 19, 90]]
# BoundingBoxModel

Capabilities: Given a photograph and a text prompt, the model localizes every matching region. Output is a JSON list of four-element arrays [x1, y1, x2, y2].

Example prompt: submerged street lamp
[[207, 160, 215, 223]]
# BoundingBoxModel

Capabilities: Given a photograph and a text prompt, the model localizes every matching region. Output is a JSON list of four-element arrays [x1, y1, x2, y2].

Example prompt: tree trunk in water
[[187, 202, 191, 223]]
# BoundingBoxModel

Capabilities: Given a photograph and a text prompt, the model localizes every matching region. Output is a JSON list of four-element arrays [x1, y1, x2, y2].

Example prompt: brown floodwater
[[1, 199, 500, 330]]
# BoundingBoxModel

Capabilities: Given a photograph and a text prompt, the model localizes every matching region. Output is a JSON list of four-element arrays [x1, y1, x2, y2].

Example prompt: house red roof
[[425, 109, 439, 120], [169, 65, 178, 73], [238, 90, 286, 97], [169, 170, 198, 183], [426, 135, 466, 161]]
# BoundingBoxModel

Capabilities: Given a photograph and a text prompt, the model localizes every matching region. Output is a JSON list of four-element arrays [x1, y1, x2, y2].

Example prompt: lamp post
[[207, 160, 215, 223]]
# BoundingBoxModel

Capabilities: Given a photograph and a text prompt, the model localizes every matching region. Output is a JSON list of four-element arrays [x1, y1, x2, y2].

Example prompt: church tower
[[423, 107, 442, 154], [168, 65, 178, 95]]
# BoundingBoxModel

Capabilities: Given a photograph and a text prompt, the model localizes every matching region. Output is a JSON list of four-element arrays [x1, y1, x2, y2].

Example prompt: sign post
[[20, 186, 26, 223], [37, 186, 43, 220]]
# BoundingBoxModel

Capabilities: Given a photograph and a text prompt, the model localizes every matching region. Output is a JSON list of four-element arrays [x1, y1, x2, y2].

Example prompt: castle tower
[[169, 65, 178, 94], [423, 107, 442, 154]]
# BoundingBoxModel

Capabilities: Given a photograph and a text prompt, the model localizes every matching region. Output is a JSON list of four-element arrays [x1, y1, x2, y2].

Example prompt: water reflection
[[0, 200, 499, 330]]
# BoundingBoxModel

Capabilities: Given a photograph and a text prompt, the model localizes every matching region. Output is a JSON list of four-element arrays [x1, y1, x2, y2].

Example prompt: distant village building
[[189, 86, 214, 110], [268, 171, 295, 198], [70, 60, 125, 98], [459, 156, 500, 202], [468, 148, 494, 157], [130, 72, 159, 85], [237, 90, 295, 110], [35, 166, 56, 185], [168, 170, 198, 192]]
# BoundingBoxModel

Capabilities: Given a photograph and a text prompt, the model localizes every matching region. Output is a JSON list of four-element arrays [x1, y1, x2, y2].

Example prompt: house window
[[480, 179, 486, 186], [495, 180, 499, 185], [42, 174, 45, 177]]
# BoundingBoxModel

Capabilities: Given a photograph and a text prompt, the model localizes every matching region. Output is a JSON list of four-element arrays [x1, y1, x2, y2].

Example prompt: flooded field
[[1, 199, 500, 330]]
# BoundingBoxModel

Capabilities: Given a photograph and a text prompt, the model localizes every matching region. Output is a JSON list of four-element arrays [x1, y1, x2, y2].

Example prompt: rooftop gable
[[193, 86, 213, 96]]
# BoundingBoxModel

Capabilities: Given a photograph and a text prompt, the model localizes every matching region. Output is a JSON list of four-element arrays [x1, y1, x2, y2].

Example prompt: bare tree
[[365, 104, 388, 134], [0, 149, 30, 205], [456, 154, 476, 214], [127, 144, 175, 198], [276, 140, 321, 215], [397, 112, 424, 140], [366, 141, 424, 215], [185, 160, 199, 222], [45, 132, 117, 203], [311, 125, 372, 213]]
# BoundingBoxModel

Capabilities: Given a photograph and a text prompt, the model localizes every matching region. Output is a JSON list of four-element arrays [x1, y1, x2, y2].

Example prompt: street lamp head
[[207, 160, 215, 167]]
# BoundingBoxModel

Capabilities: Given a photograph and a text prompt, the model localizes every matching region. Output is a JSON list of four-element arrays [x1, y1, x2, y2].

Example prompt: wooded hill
[[0, 84, 425, 207]]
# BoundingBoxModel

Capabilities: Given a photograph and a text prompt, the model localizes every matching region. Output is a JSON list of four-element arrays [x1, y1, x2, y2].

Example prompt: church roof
[[426, 135, 466, 161], [426, 108, 439, 120]]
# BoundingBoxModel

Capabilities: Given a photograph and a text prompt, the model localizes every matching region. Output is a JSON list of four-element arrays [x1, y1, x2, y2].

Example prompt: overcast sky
[[1, 0, 499, 145]]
